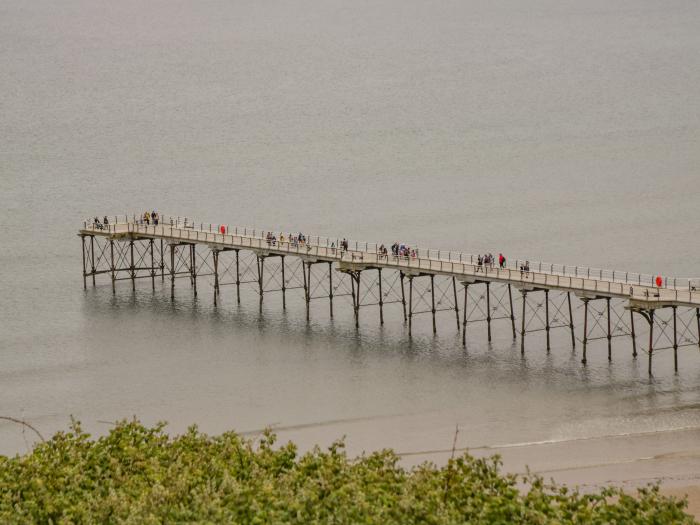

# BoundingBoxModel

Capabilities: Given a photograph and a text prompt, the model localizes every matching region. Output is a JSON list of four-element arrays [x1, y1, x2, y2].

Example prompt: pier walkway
[[79, 215, 700, 376]]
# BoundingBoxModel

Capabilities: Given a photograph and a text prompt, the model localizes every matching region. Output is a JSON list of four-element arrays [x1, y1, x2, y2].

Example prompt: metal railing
[[81, 215, 700, 299]]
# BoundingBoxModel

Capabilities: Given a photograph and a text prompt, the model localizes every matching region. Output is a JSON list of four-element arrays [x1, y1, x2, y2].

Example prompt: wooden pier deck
[[79, 216, 700, 376]]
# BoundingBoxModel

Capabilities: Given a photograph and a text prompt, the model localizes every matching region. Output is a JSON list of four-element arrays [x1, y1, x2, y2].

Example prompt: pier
[[79, 215, 700, 376]]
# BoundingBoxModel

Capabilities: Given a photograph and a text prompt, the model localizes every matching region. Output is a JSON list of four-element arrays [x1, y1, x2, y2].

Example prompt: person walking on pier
[[520, 260, 530, 277], [499, 253, 505, 268], [477, 254, 483, 271]]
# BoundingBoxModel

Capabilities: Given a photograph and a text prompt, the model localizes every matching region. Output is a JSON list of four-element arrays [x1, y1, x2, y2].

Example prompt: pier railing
[[81, 215, 700, 302]]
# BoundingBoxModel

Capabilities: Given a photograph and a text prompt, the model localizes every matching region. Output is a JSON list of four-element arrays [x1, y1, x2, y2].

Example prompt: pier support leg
[[328, 262, 333, 318], [631, 310, 637, 358], [257, 256, 265, 305], [160, 239, 164, 282], [190, 244, 197, 297], [129, 240, 135, 292], [545, 289, 550, 352], [607, 297, 612, 361], [110, 240, 115, 294], [281, 256, 286, 309], [170, 244, 175, 299], [486, 282, 492, 342], [521, 291, 527, 355], [673, 306, 678, 373], [305, 263, 312, 321], [212, 249, 219, 306], [696, 308, 700, 351], [567, 292, 575, 349], [508, 284, 516, 339], [582, 299, 589, 365], [462, 283, 468, 347], [408, 276, 414, 336], [430, 275, 436, 334], [348, 271, 360, 328], [350, 272, 355, 322], [150, 239, 155, 291], [648, 310, 654, 376], [354, 271, 361, 328], [235, 249, 240, 304], [452, 277, 460, 331], [378, 268, 384, 325], [302, 262, 309, 319], [90, 236, 96, 287], [400, 272, 407, 322], [81, 235, 87, 290]]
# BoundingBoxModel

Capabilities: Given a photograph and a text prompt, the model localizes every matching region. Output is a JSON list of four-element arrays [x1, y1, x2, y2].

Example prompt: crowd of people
[[266, 232, 313, 249], [92, 211, 162, 230], [388, 242, 417, 258], [250, 228, 534, 278]]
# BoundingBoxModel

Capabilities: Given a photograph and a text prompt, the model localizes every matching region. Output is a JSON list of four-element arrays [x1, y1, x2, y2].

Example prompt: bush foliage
[[0, 420, 695, 524]]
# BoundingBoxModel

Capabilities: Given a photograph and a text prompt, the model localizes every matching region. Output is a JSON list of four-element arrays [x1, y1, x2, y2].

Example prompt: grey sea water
[[1, 0, 699, 462]]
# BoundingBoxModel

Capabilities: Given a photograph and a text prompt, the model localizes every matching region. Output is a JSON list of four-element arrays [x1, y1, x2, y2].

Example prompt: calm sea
[[1, 0, 699, 459]]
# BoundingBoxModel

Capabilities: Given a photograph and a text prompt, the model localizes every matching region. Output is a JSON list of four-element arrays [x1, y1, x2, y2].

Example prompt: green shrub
[[0, 420, 694, 524]]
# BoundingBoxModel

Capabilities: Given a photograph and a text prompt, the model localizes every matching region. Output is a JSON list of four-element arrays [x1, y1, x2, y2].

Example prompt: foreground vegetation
[[0, 420, 695, 524]]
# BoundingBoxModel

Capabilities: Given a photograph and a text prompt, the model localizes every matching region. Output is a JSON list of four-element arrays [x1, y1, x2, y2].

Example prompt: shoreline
[[270, 422, 700, 519], [393, 426, 700, 520]]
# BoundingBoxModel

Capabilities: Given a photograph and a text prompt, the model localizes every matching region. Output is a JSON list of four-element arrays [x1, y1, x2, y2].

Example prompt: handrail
[[80, 215, 700, 295]]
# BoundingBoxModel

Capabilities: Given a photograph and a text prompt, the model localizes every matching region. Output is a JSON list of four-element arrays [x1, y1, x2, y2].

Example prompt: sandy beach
[[270, 422, 700, 519], [402, 426, 700, 520]]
